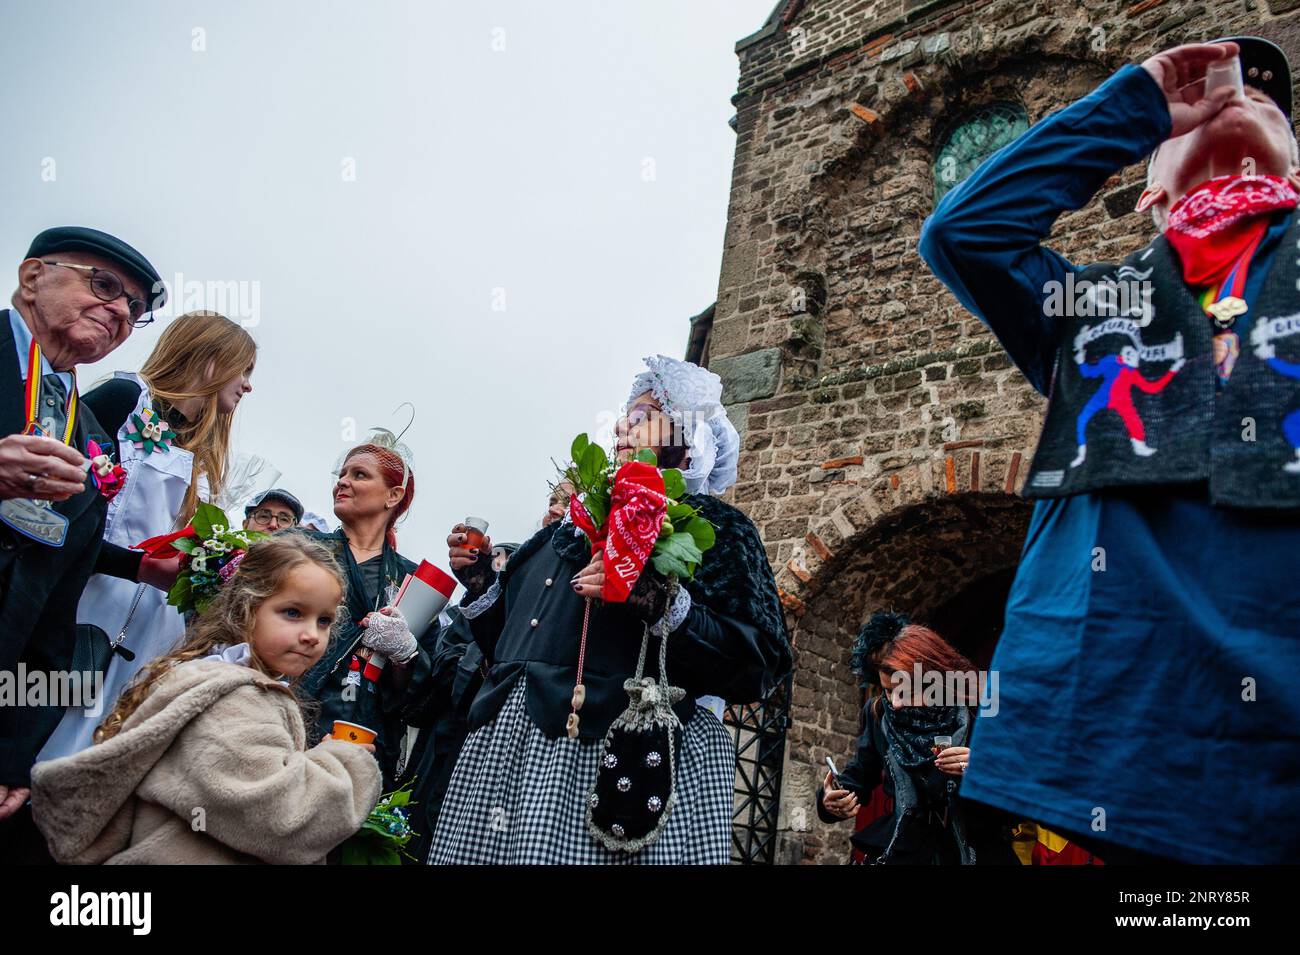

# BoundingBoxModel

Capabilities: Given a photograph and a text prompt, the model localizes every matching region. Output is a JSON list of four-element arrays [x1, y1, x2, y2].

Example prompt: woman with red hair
[[301, 433, 426, 788], [817, 617, 1015, 864]]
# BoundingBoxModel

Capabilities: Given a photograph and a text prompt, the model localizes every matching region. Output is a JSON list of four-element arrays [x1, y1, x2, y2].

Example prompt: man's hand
[[0, 434, 87, 501], [1141, 42, 1239, 138], [0, 784, 30, 821]]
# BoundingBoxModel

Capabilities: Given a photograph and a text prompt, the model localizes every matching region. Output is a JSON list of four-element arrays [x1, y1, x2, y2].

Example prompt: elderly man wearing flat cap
[[0, 226, 166, 844], [920, 39, 1300, 864]]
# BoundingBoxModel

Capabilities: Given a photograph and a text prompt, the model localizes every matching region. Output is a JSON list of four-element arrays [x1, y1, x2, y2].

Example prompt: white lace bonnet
[[627, 355, 740, 496]]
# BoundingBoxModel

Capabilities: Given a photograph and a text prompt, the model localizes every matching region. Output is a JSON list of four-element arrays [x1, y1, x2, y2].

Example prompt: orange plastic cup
[[331, 720, 377, 745]]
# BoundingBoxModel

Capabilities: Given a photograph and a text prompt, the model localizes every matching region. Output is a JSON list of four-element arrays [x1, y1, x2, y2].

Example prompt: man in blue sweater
[[919, 39, 1300, 864]]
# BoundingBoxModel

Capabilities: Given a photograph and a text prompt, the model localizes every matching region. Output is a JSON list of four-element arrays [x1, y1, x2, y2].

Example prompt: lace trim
[[461, 580, 501, 620], [650, 585, 691, 638]]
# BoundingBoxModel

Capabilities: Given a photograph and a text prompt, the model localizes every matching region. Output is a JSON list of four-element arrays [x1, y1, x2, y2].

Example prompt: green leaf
[[661, 468, 686, 501], [173, 536, 195, 555], [634, 448, 658, 465], [666, 502, 693, 522], [388, 789, 411, 808], [584, 493, 608, 530], [651, 551, 690, 579], [167, 575, 191, 609], [570, 433, 590, 464], [685, 517, 716, 554], [660, 531, 703, 566], [191, 502, 228, 540], [579, 444, 608, 488]]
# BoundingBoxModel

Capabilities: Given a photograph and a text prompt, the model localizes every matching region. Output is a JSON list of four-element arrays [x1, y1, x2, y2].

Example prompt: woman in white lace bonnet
[[432, 355, 791, 864]]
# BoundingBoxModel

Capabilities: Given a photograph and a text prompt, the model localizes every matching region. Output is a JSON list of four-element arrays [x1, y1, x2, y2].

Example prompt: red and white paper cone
[[363, 561, 458, 680]]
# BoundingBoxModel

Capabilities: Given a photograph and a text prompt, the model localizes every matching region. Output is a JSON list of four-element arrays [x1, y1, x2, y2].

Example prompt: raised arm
[[918, 65, 1173, 394]]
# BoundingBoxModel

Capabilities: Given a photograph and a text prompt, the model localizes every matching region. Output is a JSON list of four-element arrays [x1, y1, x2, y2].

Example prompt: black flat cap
[[1213, 36, 1293, 119], [246, 488, 304, 522], [25, 226, 166, 311]]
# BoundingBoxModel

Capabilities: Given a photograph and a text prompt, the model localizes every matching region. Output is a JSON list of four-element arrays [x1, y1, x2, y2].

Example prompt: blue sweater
[[918, 64, 1300, 864]]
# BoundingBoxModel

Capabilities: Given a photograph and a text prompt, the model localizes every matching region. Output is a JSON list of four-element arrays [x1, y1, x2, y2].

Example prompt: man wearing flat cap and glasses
[[920, 38, 1300, 864], [0, 226, 166, 853], [242, 488, 304, 532]]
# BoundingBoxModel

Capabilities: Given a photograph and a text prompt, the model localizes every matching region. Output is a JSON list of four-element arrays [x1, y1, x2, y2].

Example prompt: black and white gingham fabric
[[429, 675, 734, 864]]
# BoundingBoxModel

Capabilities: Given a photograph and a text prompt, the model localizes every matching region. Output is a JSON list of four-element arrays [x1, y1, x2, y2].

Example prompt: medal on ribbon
[[0, 339, 79, 546]]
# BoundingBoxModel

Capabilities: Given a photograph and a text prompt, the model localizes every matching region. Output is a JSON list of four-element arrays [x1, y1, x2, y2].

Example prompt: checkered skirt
[[429, 675, 734, 864]]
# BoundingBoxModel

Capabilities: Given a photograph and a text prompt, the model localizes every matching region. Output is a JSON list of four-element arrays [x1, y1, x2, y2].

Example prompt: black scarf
[[879, 696, 966, 772], [303, 529, 412, 689]]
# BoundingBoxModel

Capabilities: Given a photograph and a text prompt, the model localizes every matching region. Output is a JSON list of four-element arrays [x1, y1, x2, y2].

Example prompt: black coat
[[301, 530, 431, 787], [816, 700, 1018, 865], [393, 608, 484, 864], [461, 494, 792, 741], [0, 312, 110, 788]]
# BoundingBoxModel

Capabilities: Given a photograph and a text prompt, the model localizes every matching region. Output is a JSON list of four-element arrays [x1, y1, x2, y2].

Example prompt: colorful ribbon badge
[[86, 439, 127, 501]]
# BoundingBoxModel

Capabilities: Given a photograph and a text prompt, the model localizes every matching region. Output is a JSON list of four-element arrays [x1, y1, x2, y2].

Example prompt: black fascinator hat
[[851, 611, 909, 688]]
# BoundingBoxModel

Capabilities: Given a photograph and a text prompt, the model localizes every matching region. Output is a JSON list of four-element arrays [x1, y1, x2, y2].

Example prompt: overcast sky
[[0, 0, 774, 568]]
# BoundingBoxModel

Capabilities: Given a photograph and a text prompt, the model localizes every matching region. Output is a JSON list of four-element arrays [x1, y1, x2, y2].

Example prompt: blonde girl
[[31, 534, 381, 864]]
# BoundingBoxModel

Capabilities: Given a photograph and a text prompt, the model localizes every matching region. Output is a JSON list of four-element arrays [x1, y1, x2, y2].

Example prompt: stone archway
[[776, 490, 1033, 864]]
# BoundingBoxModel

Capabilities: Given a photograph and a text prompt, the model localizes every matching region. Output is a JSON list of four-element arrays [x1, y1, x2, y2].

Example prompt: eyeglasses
[[249, 508, 297, 528], [41, 261, 153, 326]]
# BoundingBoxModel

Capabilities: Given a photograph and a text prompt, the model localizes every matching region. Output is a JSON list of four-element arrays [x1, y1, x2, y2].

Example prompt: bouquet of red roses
[[135, 502, 268, 614], [562, 433, 715, 602]]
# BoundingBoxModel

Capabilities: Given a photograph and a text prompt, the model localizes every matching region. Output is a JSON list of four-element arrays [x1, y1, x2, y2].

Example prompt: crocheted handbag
[[585, 624, 684, 852]]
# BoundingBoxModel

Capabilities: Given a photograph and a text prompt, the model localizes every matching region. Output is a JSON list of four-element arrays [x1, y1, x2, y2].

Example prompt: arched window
[[933, 102, 1029, 202]]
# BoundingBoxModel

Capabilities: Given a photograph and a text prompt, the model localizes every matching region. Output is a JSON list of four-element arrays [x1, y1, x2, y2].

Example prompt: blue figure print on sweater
[[1251, 318, 1300, 473]]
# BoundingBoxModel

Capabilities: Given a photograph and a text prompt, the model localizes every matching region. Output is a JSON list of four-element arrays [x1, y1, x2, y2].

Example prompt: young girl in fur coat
[[30, 534, 381, 864]]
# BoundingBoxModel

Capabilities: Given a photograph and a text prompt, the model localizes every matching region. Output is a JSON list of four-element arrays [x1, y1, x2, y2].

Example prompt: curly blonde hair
[[95, 533, 345, 743]]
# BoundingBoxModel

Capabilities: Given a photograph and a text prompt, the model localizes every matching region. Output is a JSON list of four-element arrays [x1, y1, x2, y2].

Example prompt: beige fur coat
[[31, 659, 381, 864]]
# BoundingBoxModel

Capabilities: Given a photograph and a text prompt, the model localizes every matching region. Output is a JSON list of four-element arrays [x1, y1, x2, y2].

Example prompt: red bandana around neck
[[1164, 174, 1299, 287]]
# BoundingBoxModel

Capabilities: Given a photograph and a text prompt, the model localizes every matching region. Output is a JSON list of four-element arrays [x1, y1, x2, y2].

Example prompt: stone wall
[[713, 0, 1300, 863]]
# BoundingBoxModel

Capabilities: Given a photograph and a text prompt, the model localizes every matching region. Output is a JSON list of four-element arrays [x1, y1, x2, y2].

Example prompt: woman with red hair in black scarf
[[301, 434, 426, 787], [818, 615, 1017, 864]]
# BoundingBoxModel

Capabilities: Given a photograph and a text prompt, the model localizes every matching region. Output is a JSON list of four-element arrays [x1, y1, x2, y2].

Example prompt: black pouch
[[70, 583, 143, 677], [71, 624, 113, 676], [586, 625, 684, 853]]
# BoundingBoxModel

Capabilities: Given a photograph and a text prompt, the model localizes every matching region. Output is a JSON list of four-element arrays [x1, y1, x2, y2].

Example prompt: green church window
[[933, 103, 1029, 201]]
